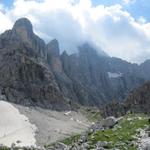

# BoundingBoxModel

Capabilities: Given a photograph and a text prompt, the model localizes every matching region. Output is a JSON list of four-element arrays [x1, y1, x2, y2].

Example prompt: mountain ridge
[[0, 18, 70, 110], [0, 17, 150, 109]]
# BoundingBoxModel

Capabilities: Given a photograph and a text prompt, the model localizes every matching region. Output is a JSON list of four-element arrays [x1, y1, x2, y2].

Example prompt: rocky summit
[[0, 18, 69, 110], [0, 18, 150, 110]]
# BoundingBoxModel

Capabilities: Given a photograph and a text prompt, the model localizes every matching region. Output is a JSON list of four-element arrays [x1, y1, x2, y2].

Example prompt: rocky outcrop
[[125, 81, 150, 114], [0, 18, 70, 110], [101, 116, 118, 128], [47, 39, 62, 73], [100, 100, 126, 117], [140, 60, 150, 80], [138, 127, 150, 150], [101, 81, 150, 117], [46, 40, 78, 105]]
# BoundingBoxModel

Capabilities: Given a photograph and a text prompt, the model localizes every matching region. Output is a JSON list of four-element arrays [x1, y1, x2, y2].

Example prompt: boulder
[[101, 116, 118, 128], [55, 142, 68, 150], [80, 143, 90, 150], [96, 141, 109, 148], [90, 122, 103, 132]]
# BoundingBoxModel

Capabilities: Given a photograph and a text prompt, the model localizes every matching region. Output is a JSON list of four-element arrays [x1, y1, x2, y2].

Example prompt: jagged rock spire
[[47, 39, 60, 57]]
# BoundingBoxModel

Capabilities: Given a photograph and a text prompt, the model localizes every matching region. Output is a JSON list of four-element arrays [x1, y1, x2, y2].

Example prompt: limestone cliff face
[[46, 40, 78, 104], [60, 44, 111, 105], [0, 17, 150, 110], [0, 18, 70, 110], [47, 39, 62, 73], [13, 18, 47, 58], [59, 43, 146, 106]]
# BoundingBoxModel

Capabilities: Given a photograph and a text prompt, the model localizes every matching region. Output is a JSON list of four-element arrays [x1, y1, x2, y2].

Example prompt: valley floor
[[1, 100, 150, 150], [0, 100, 91, 147]]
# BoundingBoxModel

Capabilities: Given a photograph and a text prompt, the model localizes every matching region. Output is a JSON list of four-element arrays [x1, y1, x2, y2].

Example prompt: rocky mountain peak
[[61, 50, 68, 57], [10, 18, 47, 58], [78, 42, 96, 53], [77, 43, 108, 60], [47, 39, 60, 57], [47, 39, 63, 73], [11, 18, 36, 47], [0, 18, 70, 110], [13, 18, 33, 36]]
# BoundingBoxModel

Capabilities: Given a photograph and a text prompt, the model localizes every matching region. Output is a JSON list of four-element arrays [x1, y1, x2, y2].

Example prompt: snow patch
[[64, 111, 71, 116], [0, 101, 37, 147], [108, 72, 123, 78]]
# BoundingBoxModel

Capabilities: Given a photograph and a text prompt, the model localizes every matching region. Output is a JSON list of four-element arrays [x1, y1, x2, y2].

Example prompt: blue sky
[[1, 0, 14, 8]]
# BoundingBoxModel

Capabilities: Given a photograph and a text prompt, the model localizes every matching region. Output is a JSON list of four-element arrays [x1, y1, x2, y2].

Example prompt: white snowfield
[[0, 100, 90, 147], [108, 72, 123, 78], [0, 101, 37, 147]]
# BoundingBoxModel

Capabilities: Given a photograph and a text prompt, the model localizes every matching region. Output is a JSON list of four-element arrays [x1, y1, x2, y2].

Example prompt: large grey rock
[[90, 122, 103, 132], [54, 142, 68, 150], [101, 116, 118, 128], [80, 143, 90, 149], [96, 141, 109, 148]]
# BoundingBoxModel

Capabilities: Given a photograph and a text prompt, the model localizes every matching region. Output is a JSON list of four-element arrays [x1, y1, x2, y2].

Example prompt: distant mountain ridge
[[0, 18, 150, 109], [125, 81, 150, 113], [101, 81, 150, 117], [59, 44, 149, 105]]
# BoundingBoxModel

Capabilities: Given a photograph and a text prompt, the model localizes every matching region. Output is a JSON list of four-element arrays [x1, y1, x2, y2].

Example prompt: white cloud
[[0, 0, 150, 63], [0, 11, 12, 33]]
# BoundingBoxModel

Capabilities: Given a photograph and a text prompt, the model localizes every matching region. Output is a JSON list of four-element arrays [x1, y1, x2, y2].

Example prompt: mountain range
[[0, 18, 150, 110]]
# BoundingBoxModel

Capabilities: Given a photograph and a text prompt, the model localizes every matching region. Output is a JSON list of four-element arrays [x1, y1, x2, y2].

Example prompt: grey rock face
[[0, 18, 47, 59], [125, 81, 150, 114], [60, 43, 147, 106], [47, 39, 62, 73], [47, 41, 79, 105], [60, 45, 112, 105], [0, 18, 70, 110], [47, 39, 60, 57], [101, 81, 150, 117]]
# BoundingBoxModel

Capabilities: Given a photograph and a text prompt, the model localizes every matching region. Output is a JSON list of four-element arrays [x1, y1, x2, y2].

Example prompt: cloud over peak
[[0, 0, 150, 63]]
